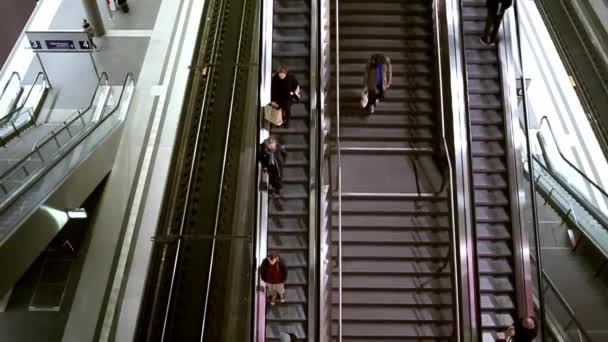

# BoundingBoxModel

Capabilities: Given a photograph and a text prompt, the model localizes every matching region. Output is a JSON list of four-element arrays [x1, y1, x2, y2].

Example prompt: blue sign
[[26, 31, 92, 53], [29, 40, 42, 49], [45, 40, 75, 50], [78, 40, 93, 50]]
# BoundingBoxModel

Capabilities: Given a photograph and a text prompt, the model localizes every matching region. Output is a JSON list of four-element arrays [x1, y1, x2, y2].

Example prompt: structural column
[[81, 0, 106, 36]]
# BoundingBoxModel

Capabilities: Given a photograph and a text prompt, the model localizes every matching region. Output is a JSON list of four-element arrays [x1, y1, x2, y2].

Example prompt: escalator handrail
[[534, 151, 608, 245], [539, 115, 608, 201], [0, 72, 22, 101], [0, 73, 134, 213], [334, 0, 344, 341], [0, 72, 47, 127], [32, 72, 110, 152], [512, 0, 547, 332], [0, 73, 109, 188], [528, 156, 582, 230], [433, 0, 461, 339], [252, 0, 273, 340]]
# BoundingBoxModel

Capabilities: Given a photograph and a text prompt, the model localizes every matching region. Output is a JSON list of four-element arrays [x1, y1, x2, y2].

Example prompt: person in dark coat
[[82, 19, 97, 49], [271, 65, 300, 125], [258, 136, 287, 198], [362, 54, 392, 114], [260, 252, 288, 306], [480, 0, 513, 46], [116, 0, 129, 13], [497, 316, 538, 342]]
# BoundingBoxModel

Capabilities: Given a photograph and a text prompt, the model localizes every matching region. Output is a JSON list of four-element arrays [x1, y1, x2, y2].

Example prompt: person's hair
[[278, 65, 288, 74], [524, 316, 537, 329], [268, 252, 278, 260], [264, 136, 277, 146]]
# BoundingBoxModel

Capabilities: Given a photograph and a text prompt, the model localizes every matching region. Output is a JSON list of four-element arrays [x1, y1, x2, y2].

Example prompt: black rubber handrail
[[0, 72, 47, 127], [0, 73, 134, 212], [539, 115, 608, 201]]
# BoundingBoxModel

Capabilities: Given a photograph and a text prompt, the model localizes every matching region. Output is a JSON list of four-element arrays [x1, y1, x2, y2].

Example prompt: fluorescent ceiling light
[[66, 208, 87, 219]]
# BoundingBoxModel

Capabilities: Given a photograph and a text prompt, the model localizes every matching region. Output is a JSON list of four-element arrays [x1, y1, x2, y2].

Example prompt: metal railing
[[0, 72, 22, 103], [433, 0, 461, 339], [0, 73, 134, 212], [33, 72, 110, 151], [252, 0, 273, 339], [530, 253, 592, 341], [0, 72, 47, 127], [334, 1, 343, 341], [0, 73, 110, 202]]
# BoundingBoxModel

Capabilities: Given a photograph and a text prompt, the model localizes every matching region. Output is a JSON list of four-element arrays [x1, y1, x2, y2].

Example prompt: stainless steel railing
[[0, 73, 133, 212], [0, 72, 47, 127], [333, 1, 343, 341], [433, 0, 461, 339]]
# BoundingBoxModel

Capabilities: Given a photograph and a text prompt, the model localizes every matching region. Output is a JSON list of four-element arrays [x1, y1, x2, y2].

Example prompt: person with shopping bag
[[264, 102, 283, 127], [271, 65, 300, 126]]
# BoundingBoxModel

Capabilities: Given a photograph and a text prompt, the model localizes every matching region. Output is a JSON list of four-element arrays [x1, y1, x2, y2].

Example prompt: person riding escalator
[[258, 136, 287, 198], [271, 65, 300, 126]]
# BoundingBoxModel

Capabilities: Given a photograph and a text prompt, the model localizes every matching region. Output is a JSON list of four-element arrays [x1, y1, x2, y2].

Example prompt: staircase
[[461, 0, 518, 340], [330, 0, 454, 340], [266, 0, 311, 340]]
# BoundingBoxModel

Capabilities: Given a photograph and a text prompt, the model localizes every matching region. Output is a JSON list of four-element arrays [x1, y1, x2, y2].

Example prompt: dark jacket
[[271, 73, 300, 109], [364, 54, 392, 92], [83, 22, 95, 39], [511, 318, 538, 342], [258, 142, 286, 178], [487, 0, 513, 12], [260, 258, 288, 284]]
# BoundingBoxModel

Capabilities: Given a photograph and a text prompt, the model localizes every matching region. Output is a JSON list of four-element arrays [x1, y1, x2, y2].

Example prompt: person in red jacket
[[260, 252, 288, 306]]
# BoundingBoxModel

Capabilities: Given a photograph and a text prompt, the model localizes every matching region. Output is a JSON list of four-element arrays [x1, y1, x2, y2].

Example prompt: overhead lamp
[[66, 208, 87, 219]]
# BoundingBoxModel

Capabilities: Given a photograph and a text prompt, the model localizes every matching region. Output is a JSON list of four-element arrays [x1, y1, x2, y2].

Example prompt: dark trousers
[[482, 5, 507, 44], [365, 84, 384, 109], [268, 168, 282, 194]]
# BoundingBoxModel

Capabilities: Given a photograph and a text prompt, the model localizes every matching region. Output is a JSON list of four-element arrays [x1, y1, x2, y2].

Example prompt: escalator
[[330, 0, 454, 340], [265, 0, 312, 339], [461, 0, 518, 339]]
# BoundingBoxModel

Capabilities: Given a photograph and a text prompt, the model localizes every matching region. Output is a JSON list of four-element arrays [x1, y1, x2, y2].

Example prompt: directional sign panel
[[26, 31, 93, 52]]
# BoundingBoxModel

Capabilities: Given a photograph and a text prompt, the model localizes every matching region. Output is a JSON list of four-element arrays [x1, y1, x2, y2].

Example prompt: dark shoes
[[479, 36, 495, 47]]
